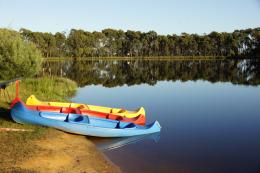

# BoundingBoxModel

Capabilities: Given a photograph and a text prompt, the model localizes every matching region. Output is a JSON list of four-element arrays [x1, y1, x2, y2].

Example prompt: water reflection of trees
[[41, 59, 260, 87]]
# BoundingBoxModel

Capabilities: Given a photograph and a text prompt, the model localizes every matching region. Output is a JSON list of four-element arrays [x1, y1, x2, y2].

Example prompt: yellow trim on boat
[[26, 95, 145, 118]]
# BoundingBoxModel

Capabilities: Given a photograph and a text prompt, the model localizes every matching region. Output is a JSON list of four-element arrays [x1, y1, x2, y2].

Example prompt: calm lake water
[[43, 59, 260, 173]]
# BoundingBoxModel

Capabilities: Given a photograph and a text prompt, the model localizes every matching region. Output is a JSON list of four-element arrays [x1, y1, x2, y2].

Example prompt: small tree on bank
[[0, 29, 42, 80]]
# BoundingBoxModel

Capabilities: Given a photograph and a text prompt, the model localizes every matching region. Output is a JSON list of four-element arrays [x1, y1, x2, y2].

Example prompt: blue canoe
[[11, 101, 161, 137]]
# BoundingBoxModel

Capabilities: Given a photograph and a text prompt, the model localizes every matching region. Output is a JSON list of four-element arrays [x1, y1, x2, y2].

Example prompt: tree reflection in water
[[41, 59, 260, 87]]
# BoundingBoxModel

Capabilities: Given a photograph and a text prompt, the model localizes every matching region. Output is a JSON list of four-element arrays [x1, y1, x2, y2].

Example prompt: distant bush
[[0, 29, 42, 80]]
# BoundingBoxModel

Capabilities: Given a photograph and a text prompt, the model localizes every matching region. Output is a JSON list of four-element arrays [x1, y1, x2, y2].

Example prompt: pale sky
[[0, 0, 259, 35]]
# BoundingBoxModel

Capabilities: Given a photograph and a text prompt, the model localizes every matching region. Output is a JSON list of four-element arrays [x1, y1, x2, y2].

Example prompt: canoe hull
[[11, 102, 161, 137]]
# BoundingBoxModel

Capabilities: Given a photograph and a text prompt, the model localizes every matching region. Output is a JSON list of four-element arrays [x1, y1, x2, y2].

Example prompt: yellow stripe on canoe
[[26, 95, 145, 118]]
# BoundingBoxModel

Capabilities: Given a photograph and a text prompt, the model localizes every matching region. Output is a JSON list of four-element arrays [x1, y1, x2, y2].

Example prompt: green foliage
[[19, 27, 260, 58], [18, 76, 77, 101], [1, 76, 77, 103], [0, 29, 42, 80]]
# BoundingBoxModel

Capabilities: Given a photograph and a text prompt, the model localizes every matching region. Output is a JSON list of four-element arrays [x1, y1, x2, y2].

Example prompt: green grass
[[0, 77, 77, 170], [17, 76, 77, 101]]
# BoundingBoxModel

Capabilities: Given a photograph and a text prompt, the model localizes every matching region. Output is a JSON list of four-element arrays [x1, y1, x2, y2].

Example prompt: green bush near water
[[0, 28, 42, 80]]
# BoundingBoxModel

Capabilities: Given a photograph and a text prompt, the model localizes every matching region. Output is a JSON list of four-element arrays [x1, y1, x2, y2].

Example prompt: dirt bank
[[11, 129, 121, 173]]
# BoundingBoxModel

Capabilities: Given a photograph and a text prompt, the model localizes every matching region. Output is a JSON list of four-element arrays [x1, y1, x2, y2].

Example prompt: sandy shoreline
[[7, 129, 122, 173], [0, 77, 121, 173]]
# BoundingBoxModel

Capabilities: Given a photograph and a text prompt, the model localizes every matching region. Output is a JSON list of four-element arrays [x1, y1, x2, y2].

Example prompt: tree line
[[20, 28, 260, 58]]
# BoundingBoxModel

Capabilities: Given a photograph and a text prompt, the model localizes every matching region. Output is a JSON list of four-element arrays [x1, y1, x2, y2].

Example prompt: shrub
[[0, 29, 42, 80]]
